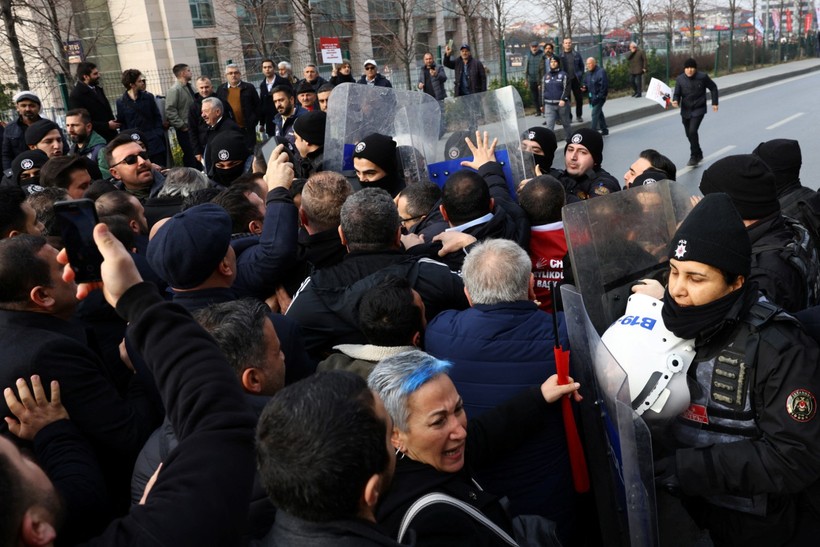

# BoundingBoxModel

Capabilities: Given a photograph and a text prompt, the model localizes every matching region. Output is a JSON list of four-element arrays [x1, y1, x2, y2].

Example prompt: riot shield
[[324, 83, 441, 184], [561, 284, 658, 547], [562, 178, 701, 334], [427, 87, 528, 196]]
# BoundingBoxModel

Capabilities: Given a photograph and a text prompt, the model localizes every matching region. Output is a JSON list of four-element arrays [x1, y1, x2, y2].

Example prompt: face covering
[[212, 163, 246, 186], [661, 284, 748, 340]]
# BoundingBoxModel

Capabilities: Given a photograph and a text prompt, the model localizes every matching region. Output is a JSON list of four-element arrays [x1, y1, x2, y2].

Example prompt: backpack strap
[[397, 492, 519, 546]]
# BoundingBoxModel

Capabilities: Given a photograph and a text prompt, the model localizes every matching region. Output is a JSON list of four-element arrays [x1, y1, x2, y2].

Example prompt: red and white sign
[[319, 37, 343, 64]]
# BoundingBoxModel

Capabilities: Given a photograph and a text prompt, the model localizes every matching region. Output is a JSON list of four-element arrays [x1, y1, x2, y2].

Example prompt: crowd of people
[[0, 47, 819, 547]]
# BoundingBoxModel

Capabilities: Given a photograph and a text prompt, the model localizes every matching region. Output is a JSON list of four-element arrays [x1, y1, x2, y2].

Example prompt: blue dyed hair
[[367, 350, 452, 431]]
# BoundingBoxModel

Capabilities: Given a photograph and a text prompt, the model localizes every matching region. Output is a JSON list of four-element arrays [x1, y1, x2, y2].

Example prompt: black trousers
[[569, 77, 584, 119], [528, 79, 540, 110], [630, 73, 643, 95], [682, 115, 704, 158]]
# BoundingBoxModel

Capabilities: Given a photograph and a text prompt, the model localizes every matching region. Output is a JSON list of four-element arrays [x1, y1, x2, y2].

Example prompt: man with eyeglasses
[[216, 64, 260, 150], [105, 133, 165, 201], [357, 60, 392, 88]]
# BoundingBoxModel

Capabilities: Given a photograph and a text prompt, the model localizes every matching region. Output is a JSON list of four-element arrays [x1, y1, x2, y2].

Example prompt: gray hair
[[193, 299, 270, 380], [462, 239, 531, 305], [339, 188, 399, 252], [278, 61, 292, 71], [367, 350, 452, 431], [158, 167, 211, 198], [225, 63, 240, 73], [202, 97, 223, 113]]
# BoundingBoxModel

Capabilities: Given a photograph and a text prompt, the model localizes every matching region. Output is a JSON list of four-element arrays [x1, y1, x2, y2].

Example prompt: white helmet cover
[[602, 293, 696, 419]]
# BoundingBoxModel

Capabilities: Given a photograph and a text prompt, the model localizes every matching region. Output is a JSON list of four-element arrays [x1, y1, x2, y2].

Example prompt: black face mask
[[661, 284, 748, 340], [532, 152, 553, 173], [213, 163, 246, 186]]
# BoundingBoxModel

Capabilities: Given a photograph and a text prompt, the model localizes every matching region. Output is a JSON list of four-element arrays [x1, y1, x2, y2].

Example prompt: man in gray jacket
[[165, 64, 199, 168]]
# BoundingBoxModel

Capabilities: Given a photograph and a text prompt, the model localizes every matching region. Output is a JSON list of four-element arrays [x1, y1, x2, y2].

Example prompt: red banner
[[786, 9, 793, 33], [805, 13, 814, 36]]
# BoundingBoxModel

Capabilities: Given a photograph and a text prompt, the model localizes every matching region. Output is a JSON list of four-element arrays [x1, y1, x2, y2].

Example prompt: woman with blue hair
[[368, 350, 580, 545]]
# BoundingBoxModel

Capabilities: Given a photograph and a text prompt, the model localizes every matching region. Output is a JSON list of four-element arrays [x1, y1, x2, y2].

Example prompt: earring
[[395, 447, 406, 460]]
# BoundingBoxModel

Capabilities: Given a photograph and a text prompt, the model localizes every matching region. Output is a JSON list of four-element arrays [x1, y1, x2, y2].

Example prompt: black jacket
[[189, 94, 235, 156], [673, 70, 719, 119], [748, 213, 807, 312], [258, 511, 412, 546], [357, 73, 393, 88], [216, 81, 260, 132], [69, 83, 118, 141], [376, 387, 553, 546], [79, 283, 257, 545], [286, 251, 469, 358], [0, 309, 160, 512], [2, 116, 40, 170], [442, 55, 487, 97], [557, 166, 621, 200]]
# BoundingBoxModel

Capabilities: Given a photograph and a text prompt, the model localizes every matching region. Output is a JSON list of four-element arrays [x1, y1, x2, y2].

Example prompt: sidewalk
[[523, 58, 820, 140]]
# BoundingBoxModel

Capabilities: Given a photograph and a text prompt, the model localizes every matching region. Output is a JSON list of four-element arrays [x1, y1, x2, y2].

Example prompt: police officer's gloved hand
[[654, 456, 681, 496]]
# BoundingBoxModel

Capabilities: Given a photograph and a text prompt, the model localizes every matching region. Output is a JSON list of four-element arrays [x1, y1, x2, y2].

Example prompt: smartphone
[[447, 38, 454, 51], [54, 199, 103, 283]]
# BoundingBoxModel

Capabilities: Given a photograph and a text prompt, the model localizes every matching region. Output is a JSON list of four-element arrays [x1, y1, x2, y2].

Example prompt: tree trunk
[[0, 0, 29, 90]]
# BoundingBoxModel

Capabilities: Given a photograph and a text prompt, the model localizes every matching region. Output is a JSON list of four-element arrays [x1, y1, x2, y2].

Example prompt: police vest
[[671, 301, 795, 516]]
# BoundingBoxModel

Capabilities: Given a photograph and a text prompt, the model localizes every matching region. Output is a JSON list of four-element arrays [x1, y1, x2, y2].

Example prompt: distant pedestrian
[[443, 43, 487, 97], [523, 41, 545, 110], [627, 42, 648, 97], [418, 52, 447, 101], [581, 57, 608, 136], [357, 59, 393, 88], [671, 58, 718, 166], [542, 57, 571, 134], [559, 38, 585, 122]]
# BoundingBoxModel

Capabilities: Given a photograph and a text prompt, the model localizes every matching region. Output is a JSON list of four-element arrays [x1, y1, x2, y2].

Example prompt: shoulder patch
[[786, 389, 816, 422]]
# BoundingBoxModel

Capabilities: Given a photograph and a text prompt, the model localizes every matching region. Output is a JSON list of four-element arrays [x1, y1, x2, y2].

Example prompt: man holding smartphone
[[418, 52, 447, 101]]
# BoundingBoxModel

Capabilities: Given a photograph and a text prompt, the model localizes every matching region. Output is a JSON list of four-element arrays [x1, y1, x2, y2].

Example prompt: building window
[[196, 38, 220, 80], [190, 0, 215, 28]]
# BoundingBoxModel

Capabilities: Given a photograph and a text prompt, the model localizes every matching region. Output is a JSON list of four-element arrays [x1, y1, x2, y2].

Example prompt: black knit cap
[[293, 110, 327, 147], [11, 150, 49, 184], [632, 168, 669, 187], [669, 192, 751, 277], [146, 203, 232, 289], [24, 119, 60, 146], [352, 133, 397, 174], [208, 130, 249, 165], [523, 126, 557, 157], [751, 139, 802, 193], [296, 81, 316, 95], [565, 128, 603, 166], [684, 58, 698, 69], [699, 154, 779, 220]]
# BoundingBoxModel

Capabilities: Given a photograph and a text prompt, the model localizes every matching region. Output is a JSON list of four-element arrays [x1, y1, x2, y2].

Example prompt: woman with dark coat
[[116, 69, 167, 167]]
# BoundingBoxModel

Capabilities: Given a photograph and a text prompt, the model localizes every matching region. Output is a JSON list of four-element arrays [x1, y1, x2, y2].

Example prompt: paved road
[[526, 58, 820, 190]]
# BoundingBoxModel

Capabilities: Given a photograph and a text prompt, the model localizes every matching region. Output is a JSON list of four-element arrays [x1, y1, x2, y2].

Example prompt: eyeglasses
[[111, 150, 149, 167]]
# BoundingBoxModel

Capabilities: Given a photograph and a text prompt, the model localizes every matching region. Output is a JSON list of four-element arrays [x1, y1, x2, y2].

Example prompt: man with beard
[[105, 133, 165, 201], [65, 108, 107, 173], [269, 86, 307, 144], [558, 128, 619, 199], [69, 62, 119, 142], [2, 92, 43, 171], [352, 133, 404, 197]]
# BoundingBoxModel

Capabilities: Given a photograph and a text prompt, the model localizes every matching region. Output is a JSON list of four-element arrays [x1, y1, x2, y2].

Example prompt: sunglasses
[[111, 150, 149, 167], [365, 66, 376, 70]]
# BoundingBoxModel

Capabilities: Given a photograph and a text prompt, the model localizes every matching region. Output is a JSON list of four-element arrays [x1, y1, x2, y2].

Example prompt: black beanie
[[353, 133, 397, 174], [208, 130, 249, 165], [146, 203, 232, 289], [293, 111, 327, 147], [11, 150, 49, 184], [632, 168, 669, 187], [699, 154, 779, 220], [751, 139, 802, 193], [669, 193, 751, 277], [684, 58, 698, 69], [524, 126, 558, 157], [24, 119, 60, 146], [565, 128, 603, 166]]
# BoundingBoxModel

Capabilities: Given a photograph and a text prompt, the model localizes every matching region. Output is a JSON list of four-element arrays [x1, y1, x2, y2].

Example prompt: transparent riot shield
[[427, 86, 528, 196], [562, 178, 701, 334], [324, 83, 441, 184], [561, 284, 658, 547]]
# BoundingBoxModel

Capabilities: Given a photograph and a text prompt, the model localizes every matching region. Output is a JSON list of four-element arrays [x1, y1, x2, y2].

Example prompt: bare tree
[[618, 0, 648, 45], [584, 0, 611, 43], [291, 0, 318, 64], [727, 0, 741, 70], [234, 0, 289, 61], [541, 0, 574, 40], [683, 0, 701, 56], [0, 0, 29, 89], [361, 0, 419, 90]]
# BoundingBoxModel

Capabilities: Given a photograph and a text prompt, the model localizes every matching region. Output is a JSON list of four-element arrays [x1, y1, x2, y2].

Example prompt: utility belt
[[544, 100, 564, 105]]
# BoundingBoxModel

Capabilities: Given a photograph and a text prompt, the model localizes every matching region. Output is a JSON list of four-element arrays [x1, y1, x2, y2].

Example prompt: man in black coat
[[68, 62, 120, 142], [0, 235, 160, 515], [0, 224, 257, 545], [442, 43, 486, 96], [216, 64, 260, 150], [189, 76, 234, 164], [2, 91, 43, 171], [672, 58, 718, 166], [256, 370, 408, 547]]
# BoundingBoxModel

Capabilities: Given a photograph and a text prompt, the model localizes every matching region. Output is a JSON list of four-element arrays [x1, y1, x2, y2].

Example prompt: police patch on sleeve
[[786, 389, 816, 422]]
